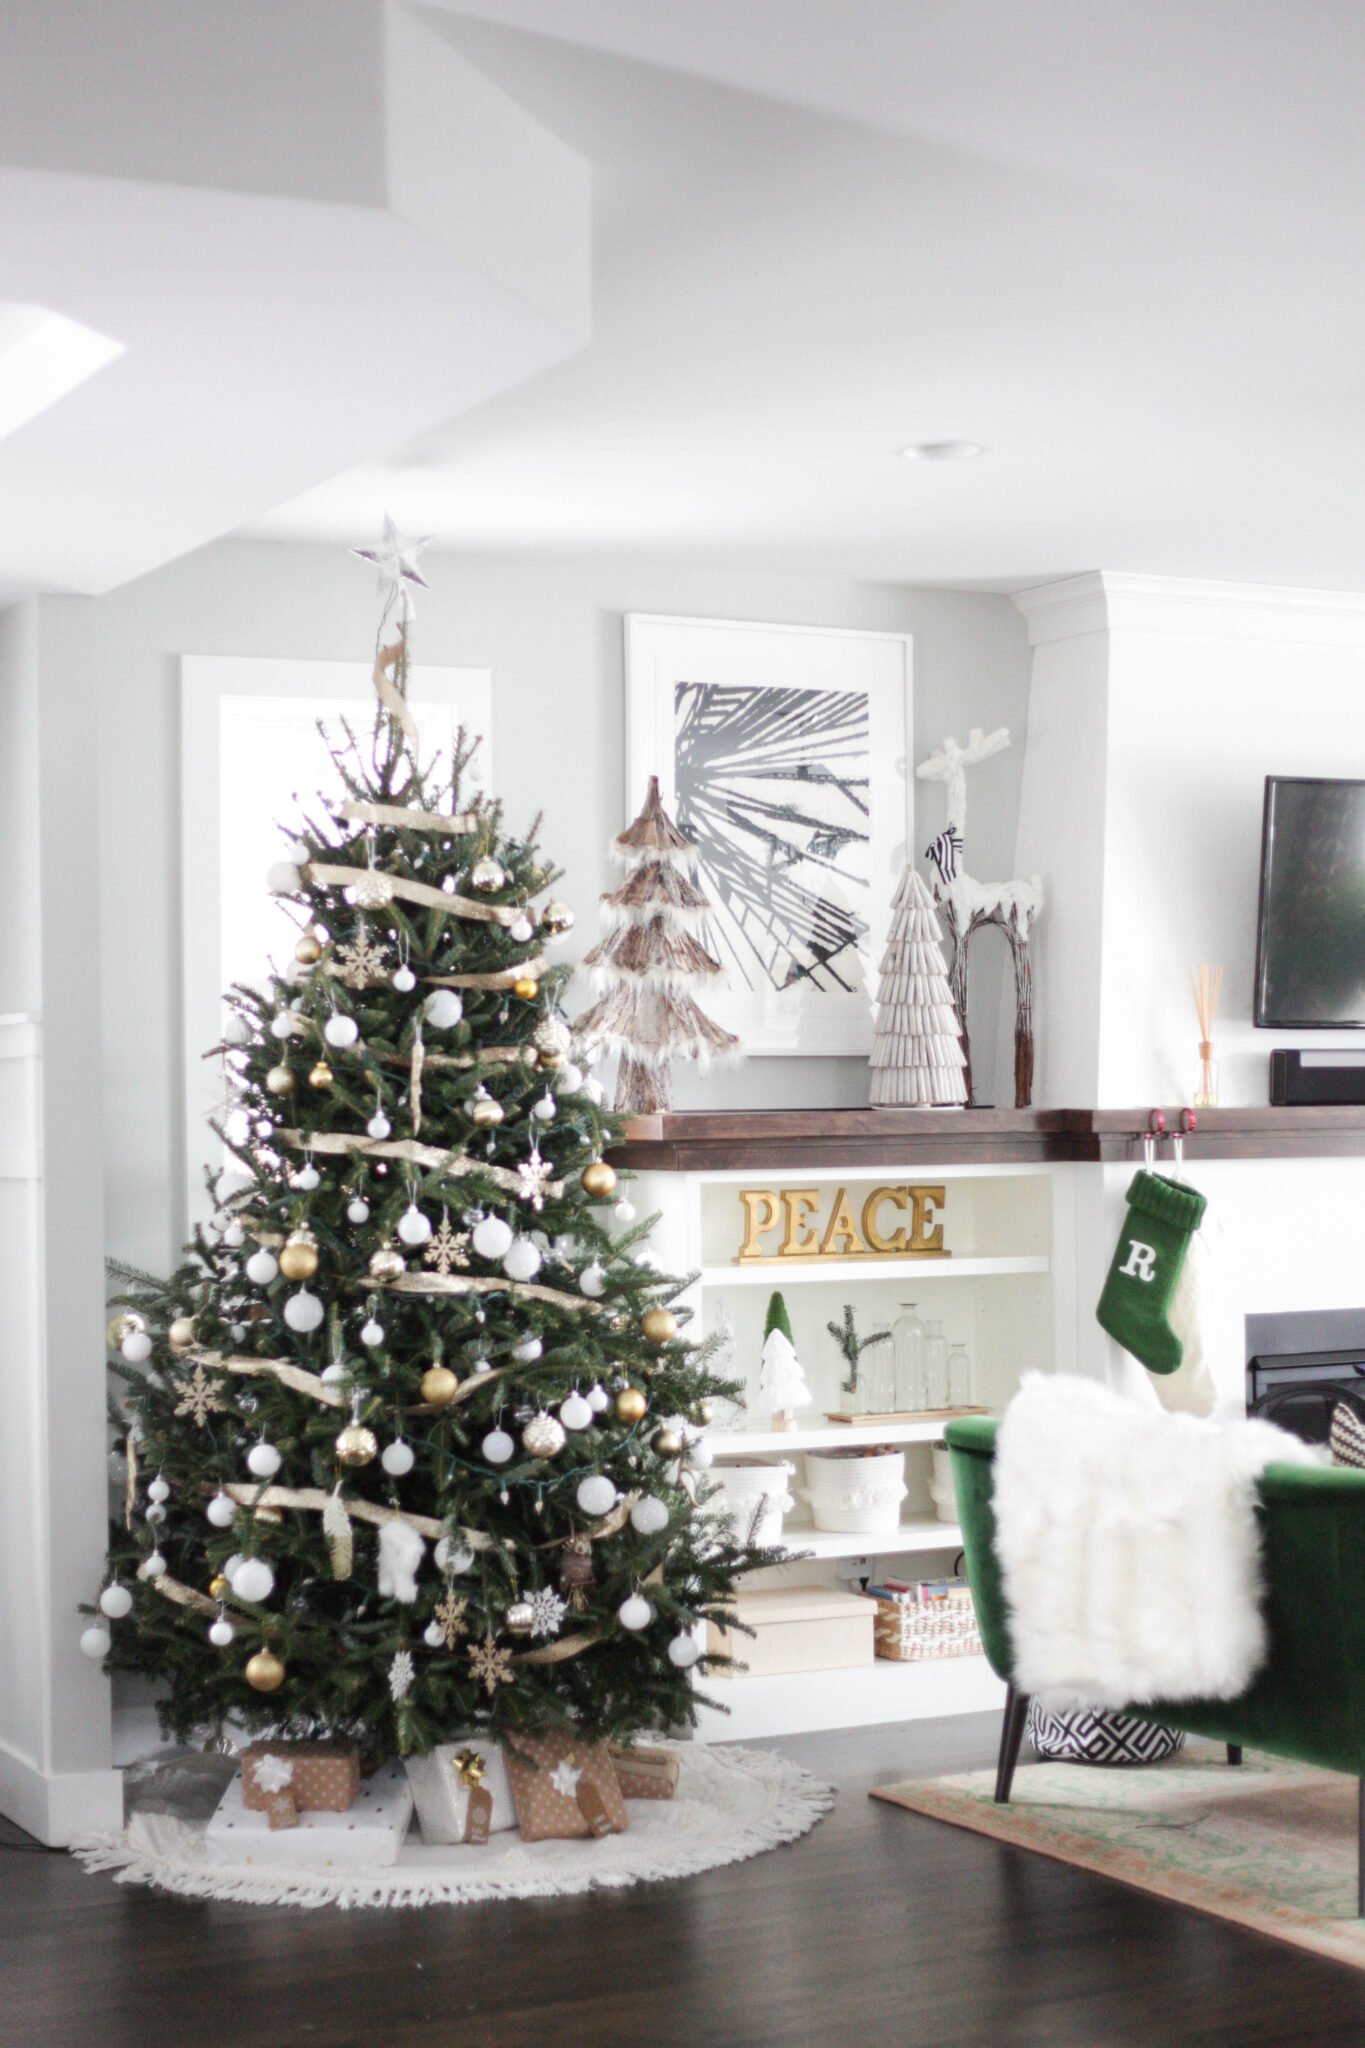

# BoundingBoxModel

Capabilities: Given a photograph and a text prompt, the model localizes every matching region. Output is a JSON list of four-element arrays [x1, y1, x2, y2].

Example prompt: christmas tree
[[576, 775, 740, 1113], [868, 866, 968, 1107], [88, 535, 767, 1758], [759, 1292, 812, 1430]]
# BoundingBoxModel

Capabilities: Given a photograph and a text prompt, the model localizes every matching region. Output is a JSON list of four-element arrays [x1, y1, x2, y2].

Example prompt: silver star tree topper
[[350, 513, 430, 619]]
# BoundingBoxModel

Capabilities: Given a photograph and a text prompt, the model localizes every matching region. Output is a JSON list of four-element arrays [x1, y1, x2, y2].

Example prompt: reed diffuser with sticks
[[1191, 963, 1223, 1108]]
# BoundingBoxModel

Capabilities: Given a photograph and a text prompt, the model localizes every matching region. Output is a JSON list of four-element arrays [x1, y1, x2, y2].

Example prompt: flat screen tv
[[1255, 776, 1365, 1026]]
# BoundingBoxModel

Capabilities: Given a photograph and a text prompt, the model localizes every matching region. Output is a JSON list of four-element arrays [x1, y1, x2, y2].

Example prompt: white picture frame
[[624, 614, 913, 1056], [179, 656, 491, 1229]]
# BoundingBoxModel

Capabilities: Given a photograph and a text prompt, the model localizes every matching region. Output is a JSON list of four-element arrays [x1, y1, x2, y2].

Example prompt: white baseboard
[[0, 1738, 123, 1845]]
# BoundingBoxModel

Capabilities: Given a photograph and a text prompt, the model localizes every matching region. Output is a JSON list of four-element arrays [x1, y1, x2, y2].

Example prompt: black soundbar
[[1270, 1049, 1365, 1105]]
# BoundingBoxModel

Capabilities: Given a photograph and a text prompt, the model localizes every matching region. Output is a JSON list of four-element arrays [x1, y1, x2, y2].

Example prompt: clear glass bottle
[[946, 1340, 973, 1409], [1194, 1040, 1219, 1108], [861, 1322, 896, 1415], [893, 1303, 926, 1412], [923, 1318, 949, 1409]]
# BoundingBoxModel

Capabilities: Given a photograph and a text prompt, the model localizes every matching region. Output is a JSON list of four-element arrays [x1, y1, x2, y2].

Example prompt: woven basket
[[870, 1587, 982, 1662]]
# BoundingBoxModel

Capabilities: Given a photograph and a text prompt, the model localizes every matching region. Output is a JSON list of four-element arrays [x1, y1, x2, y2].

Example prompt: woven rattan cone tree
[[578, 776, 741, 1114], [869, 865, 968, 1107]]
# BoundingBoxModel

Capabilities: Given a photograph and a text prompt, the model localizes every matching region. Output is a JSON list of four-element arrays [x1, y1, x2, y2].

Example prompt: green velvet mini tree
[[89, 542, 766, 1758]]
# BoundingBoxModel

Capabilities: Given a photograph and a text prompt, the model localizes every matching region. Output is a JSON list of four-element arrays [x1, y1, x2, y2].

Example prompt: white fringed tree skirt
[[72, 1743, 833, 1910]]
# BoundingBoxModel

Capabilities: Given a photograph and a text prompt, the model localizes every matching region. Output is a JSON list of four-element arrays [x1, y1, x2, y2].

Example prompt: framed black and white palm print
[[625, 615, 913, 1054]]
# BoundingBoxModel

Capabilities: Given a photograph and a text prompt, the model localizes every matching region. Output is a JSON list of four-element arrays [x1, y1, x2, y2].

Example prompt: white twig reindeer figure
[[916, 728, 1043, 1107]]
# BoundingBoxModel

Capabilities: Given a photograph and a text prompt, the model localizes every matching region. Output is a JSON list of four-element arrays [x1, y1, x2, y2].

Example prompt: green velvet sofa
[[945, 1412, 1365, 1914]]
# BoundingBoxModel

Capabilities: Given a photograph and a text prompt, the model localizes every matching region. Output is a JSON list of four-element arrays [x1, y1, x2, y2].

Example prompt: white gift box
[[404, 1739, 516, 1844], [205, 1759, 413, 1868]]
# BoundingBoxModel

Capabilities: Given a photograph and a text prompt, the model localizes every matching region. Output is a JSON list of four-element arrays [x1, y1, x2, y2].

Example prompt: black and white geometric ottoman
[[1027, 1700, 1186, 1766]]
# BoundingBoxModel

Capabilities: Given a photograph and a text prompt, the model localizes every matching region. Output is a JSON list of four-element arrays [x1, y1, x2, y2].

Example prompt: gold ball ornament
[[541, 901, 576, 935], [696, 1399, 715, 1427], [209, 1574, 230, 1600], [278, 1227, 319, 1282], [420, 1365, 460, 1407], [469, 856, 507, 892], [309, 1059, 334, 1089], [641, 1307, 678, 1346], [294, 934, 322, 966], [265, 1064, 296, 1096], [532, 1015, 573, 1060], [106, 1310, 145, 1350], [167, 1315, 197, 1352], [615, 1387, 648, 1425], [522, 1410, 567, 1459], [245, 1649, 286, 1693], [335, 1423, 378, 1467], [469, 1091, 505, 1128], [512, 977, 539, 1002], [651, 1425, 684, 1458], [369, 1244, 406, 1283], [581, 1159, 618, 1200], [505, 1599, 535, 1637], [353, 869, 395, 910]]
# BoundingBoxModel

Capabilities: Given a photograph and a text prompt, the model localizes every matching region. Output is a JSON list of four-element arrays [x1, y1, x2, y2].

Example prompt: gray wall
[[90, 538, 1030, 1270]]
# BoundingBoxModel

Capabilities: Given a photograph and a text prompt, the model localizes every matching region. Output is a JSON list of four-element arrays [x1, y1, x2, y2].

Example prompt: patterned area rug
[[873, 1741, 1365, 1969], [72, 1743, 833, 1910]]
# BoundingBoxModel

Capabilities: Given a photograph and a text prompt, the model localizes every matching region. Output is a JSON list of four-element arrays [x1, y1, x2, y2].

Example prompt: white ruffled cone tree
[[577, 776, 740, 1114], [759, 1292, 812, 1432], [869, 866, 968, 1107]]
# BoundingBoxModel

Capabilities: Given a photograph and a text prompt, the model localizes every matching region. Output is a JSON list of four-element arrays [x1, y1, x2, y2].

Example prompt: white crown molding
[[1013, 572, 1365, 649]]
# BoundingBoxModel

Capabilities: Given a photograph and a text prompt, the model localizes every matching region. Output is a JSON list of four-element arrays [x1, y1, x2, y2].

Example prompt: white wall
[[89, 539, 1030, 1271]]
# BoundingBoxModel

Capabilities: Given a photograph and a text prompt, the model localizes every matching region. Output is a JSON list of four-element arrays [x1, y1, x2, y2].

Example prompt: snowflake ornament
[[468, 1631, 514, 1696], [514, 1148, 554, 1212], [432, 1588, 469, 1647], [334, 926, 391, 990], [172, 1364, 225, 1428], [549, 1758, 583, 1799], [528, 1587, 567, 1639], [250, 1753, 295, 1795], [388, 1649, 415, 1702], [424, 1214, 471, 1277]]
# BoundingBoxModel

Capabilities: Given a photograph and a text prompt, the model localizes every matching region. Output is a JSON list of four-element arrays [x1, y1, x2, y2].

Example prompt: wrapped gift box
[[405, 1740, 517, 1845], [607, 1741, 680, 1801], [241, 1739, 360, 1822], [206, 1759, 412, 1868], [503, 1731, 629, 1841], [706, 1583, 874, 1678]]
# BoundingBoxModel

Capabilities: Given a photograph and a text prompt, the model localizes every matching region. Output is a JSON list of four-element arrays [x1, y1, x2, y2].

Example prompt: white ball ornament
[[510, 915, 535, 943], [207, 1493, 236, 1528], [99, 1583, 133, 1620], [142, 1551, 166, 1579], [434, 1538, 475, 1574], [392, 964, 417, 993], [320, 1363, 347, 1384], [423, 1620, 446, 1648], [614, 1198, 637, 1223], [347, 1197, 371, 1224], [360, 1318, 385, 1347], [270, 1012, 294, 1040], [294, 1163, 320, 1191], [232, 1558, 275, 1603], [147, 1476, 170, 1504], [286, 839, 310, 865], [397, 1205, 432, 1247], [229, 1323, 249, 1345], [121, 1330, 153, 1364], [208, 1617, 235, 1648], [576, 1474, 617, 1518], [368, 1111, 392, 1140], [482, 1428, 515, 1465], [618, 1594, 654, 1632], [223, 1554, 246, 1583], [587, 1382, 610, 1413], [557, 1063, 583, 1095], [471, 1355, 492, 1375], [424, 989, 464, 1029], [247, 1441, 281, 1479], [267, 860, 302, 895], [246, 1248, 279, 1286], [503, 1237, 542, 1282], [579, 1261, 607, 1299], [222, 1218, 245, 1248], [532, 1091, 556, 1121], [559, 1391, 593, 1432], [667, 1632, 700, 1669], [324, 1014, 358, 1049], [687, 1437, 714, 1471], [472, 1214, 513, 1261], [284, 1288, 324, 1333], [381, 1438, 415, 1477], [630, 1496, 670, 1536], [512, 1335, 543, 1363], [80, 1624, 112, 1661], [216, 1168, 252, 1203], [221, 1016, 251, 1049]]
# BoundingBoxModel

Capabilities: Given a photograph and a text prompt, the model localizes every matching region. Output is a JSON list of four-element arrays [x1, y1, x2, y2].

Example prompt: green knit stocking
[[1095, 1170, 1208, 1375]]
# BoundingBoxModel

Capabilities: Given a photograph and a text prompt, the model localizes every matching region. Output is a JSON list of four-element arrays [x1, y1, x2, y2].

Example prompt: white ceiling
[[253, 0, 1365, 591]]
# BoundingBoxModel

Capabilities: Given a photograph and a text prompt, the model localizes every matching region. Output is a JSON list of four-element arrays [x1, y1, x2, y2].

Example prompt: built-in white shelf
[[701, 1254, 1049, 1289], [710, 1416, 974, 1454], [694, 1649, 1004, 1741], [775, 1514, 964, 1562]]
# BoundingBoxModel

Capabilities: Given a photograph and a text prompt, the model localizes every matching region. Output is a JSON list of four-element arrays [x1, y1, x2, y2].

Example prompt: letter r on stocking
[[1118, 1239, 1158, 1282]]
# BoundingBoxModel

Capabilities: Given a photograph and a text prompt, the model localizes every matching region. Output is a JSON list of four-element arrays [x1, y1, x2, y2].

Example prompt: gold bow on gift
[[451, 1748, 487, 1790]]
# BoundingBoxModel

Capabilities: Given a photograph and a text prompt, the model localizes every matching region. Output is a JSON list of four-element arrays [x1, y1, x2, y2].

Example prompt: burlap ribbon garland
[[204, 1353, 348, 1410], [303, 861, 523, 931], [340, 799, 478, 837], [372, 637, 421, 755], [152, 1570, 247, 1621], [386, 1272, 599, 1314], [426, 955, 547, 991], [276, 1129, 560, 1202]]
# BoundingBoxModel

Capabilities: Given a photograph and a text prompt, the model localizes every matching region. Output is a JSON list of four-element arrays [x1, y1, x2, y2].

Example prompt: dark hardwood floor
[[7, 1715, 1365, 2048]]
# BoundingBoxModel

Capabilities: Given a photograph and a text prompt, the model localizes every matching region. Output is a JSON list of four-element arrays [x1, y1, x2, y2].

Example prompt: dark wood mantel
[[607, 1106, 1365, 1172]]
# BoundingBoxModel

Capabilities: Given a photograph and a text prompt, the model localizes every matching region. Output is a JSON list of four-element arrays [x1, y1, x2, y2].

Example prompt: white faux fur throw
[[994, 1374, 1321, 1709]]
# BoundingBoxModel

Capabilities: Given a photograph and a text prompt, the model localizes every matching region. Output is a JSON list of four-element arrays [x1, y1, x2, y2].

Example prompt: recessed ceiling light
[[897, 440, 987, 462], [0, 303, 124, 445]]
